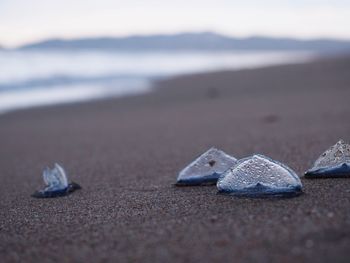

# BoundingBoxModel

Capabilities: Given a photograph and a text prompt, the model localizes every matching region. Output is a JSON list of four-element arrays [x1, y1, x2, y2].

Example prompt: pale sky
[[1, 0, 350, 47]]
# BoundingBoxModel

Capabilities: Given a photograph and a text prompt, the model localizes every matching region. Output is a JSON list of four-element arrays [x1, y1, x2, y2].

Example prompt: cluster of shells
[[175, 140, 350, 198], [32, 140, 350, 198]]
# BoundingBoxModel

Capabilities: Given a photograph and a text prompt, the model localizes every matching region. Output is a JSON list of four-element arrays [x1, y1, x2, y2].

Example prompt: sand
[[0, 56, 350, 263]]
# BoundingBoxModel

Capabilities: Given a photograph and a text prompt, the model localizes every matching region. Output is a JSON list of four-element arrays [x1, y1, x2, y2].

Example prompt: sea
[[0, 50, 315, 114]]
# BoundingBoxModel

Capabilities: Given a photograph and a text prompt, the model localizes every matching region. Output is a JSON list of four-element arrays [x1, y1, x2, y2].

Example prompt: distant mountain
[[18, 32, 350, 52]]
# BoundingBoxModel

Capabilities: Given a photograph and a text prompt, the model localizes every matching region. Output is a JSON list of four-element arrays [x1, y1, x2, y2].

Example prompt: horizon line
[[2, 31, 350, 49]]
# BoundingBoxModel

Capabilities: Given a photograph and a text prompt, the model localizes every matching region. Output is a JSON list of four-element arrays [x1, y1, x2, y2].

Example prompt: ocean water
[[0, 50, 315, 113]]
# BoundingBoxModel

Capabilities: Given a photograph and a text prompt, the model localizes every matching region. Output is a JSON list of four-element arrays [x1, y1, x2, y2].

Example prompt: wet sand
[[1, 57, 350, 263]]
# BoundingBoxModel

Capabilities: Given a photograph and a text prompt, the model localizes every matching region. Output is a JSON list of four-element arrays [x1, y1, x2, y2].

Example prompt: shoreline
[[1, 55, 350, 263], [0, 50, 317, 115]]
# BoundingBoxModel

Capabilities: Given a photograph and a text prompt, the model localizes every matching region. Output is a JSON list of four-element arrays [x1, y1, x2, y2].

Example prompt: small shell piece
[[176, 147, 237, 186], [305, 140, 350, 178], [32, 163, 81, 198]]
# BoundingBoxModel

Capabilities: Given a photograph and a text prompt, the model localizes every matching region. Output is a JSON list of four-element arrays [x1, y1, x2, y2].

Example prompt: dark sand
[[1, 57, 350, 263]]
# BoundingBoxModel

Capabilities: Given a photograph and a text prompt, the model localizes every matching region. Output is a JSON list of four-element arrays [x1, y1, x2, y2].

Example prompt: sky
[[1, 0, 350, 47]]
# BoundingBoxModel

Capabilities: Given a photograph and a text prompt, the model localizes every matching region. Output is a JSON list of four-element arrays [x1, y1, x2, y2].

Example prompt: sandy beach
[[1, 56, 350, 262]]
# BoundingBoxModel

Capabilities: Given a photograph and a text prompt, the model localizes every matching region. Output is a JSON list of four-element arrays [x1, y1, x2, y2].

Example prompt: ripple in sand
[[176, 147, 237, 186], [217, 154, 302, 197]]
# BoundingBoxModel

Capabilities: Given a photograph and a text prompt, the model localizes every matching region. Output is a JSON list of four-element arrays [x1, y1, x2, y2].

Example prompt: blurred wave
[[0, 50, 315, 113]]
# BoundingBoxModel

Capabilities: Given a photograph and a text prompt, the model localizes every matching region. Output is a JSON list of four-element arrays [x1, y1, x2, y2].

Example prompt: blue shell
[[32, 163, 81, 198], [217, 154, 302, 198], [305, 140, 350, 178], [176, 147, 237, 186]]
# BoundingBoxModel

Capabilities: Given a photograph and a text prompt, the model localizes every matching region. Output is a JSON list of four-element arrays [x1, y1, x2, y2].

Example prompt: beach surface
[[1, 56, 350, 263]]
